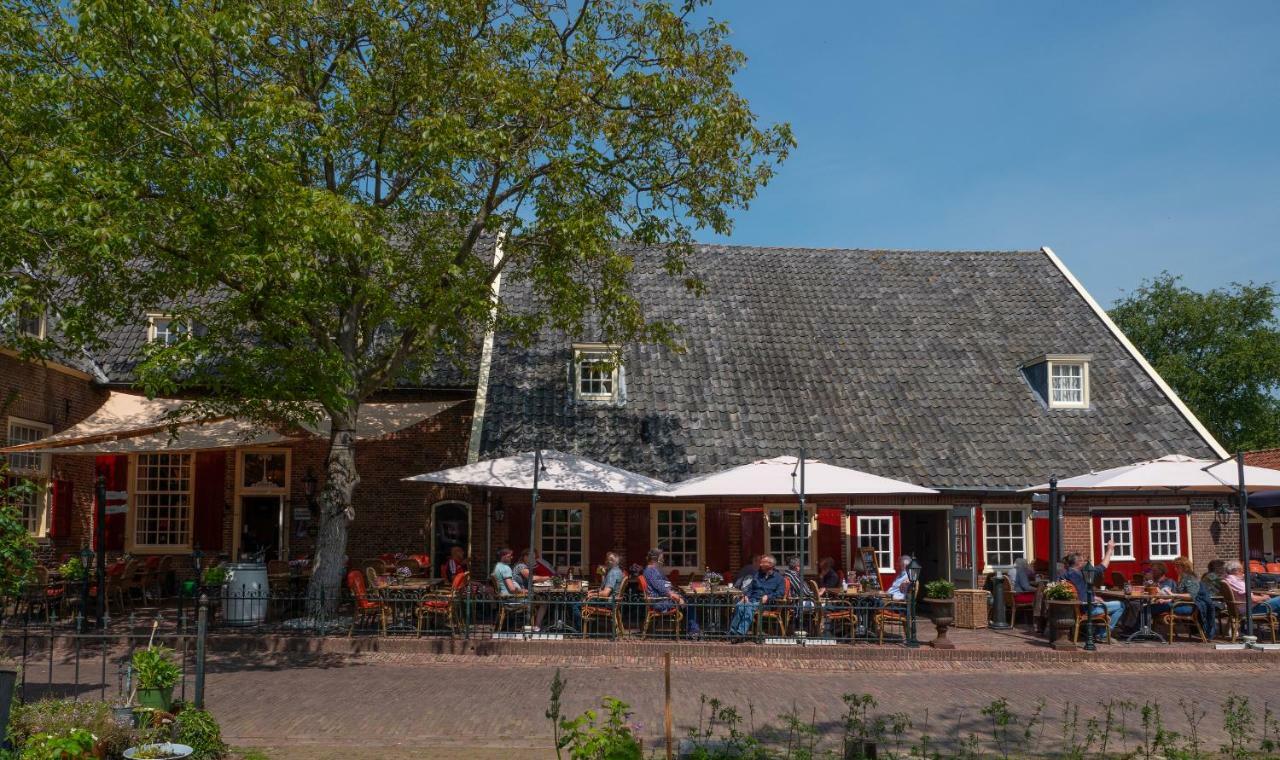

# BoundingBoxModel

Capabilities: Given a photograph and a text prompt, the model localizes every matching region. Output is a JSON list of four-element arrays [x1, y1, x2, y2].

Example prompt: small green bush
[[176, 709, 229, 760], [923, 579, 955, 599], [18, 728, 96, 760], [56, 556, 86, 582], [201, 565, 227, 587], [132, 646, 181, 690], [10, 699, 135, 758]]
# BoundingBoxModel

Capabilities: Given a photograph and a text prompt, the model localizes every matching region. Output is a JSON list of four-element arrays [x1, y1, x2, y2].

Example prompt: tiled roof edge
[[1040, 245, 1228, 458]]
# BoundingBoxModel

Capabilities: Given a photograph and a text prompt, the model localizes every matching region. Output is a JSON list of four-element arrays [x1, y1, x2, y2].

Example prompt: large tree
[[1110, 273, 1280, 453], [0, 0, 791, 606]]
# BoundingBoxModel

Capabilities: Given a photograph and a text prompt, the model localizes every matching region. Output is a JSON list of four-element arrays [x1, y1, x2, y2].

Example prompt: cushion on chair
[[1013, 592, 1036, 604]]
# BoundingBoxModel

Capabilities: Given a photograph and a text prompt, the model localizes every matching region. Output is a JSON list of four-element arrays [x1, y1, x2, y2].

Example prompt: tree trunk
[[307, 408, 360, 616]]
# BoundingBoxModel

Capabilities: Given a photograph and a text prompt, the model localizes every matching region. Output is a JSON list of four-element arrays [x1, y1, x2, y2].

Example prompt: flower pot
[[124, 742, 193, 759], [1046, 599, 1079, 650], [136, 685, 174, 712], [925, 598, 955, 649]]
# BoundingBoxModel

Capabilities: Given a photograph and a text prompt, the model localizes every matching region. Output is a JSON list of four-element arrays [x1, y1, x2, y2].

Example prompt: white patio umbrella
[[662, 456, 937, 497], [404, 449, 669, 495], [1020, 454, 1280, 494]]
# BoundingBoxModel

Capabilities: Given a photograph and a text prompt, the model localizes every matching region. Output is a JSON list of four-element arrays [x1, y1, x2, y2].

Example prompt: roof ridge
[[685, 243, 1040, 255]]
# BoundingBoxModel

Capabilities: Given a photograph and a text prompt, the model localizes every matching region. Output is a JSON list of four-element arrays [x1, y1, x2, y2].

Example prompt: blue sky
[[705, 2, 1280, 305]]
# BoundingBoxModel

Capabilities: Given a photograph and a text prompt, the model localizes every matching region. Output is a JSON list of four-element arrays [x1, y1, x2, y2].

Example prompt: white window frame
[[573, 344, 620, 403], [17, 307, 46, 340], [6, 417, 52, 478], [1047, 358, 1089, 409], [765, 504, 817, 573], [147, 313, 189, 346], [1147, 515, 1181, 561], [855, 515, 895, 573], [127, 452, 194, 553], [535, 502, 590, 574], [649, 504, 704, 574], [1100, 516, 1135, 561], [236, 448, 291, 494], [983, 508, 1028, 570]]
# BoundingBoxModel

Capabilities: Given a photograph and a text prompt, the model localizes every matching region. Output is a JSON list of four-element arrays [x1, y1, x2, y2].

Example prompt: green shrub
[[56, 557, 86, 582], [176, 709, 228, 760], [132, 646, 181, 690], [201, 565, 227, 587], [18, 729, 96, 760], [10, 699, 135, 758], [0, 465, 38, 597], [923, 579, 955, 599]]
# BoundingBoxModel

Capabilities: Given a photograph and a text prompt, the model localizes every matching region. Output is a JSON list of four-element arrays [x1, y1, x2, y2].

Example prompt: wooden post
[[664, 652, 673, 760]]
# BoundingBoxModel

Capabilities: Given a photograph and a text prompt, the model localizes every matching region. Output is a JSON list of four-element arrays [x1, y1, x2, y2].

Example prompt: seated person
[[497, 548, 545, 629], [514, 550, 533, 590], [1012, 557, 1037, 606], [733, 555, 760, 591], [532, 551, 556, 578], [816, 556, 842, 595], [572, 552, 625, 628], [442, 546, 468, 582], [642, 549, 699, 635], [780, 556, 817, 629], [886, 554, 914, 602], [728, 554, 785, 638], [1152, 555, 1199, 617], [1201, 558, 1226, 595], [1147, 561, 1176, 592], [1062, 540, 1122, 642], [1223, 559, 1280, 616]]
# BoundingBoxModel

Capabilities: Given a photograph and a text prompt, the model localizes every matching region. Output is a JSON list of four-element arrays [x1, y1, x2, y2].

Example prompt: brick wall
[[0, 352, 110, 562]]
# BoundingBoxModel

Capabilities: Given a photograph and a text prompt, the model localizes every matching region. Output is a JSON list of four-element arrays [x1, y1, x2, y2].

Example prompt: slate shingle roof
[[478, 245, 1219, 490]]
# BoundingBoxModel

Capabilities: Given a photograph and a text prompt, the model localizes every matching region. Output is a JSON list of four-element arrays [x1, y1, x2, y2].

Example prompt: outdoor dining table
[[531, 583, 589, 634], [834, 589, 892, 638], [1096, 588, 1178, 643], [680, 585, 742, 635], [371, 578, 444, 632]]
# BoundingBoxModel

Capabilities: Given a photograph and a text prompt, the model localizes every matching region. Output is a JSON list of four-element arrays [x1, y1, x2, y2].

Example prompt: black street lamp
[[905, 558, 922, 648], [1082, 562, 1100, 652], [77, 546, 93, 633]]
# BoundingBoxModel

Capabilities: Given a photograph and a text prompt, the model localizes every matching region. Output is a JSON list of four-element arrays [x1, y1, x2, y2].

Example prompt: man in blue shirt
[[573, 551, 625, 628], [642, 549, 700, 635], [729, 554, 785, 638], [1062, 539, 1120, 642]]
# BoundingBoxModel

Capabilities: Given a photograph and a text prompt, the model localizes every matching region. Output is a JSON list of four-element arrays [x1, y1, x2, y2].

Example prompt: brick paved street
[[204, 648, 1280, 759]]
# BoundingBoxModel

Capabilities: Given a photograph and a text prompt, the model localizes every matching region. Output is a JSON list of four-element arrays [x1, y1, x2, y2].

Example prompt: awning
[[661, 455, 938, 497], [1021, 454, 1280, 494], [405, 450, 669, 495], [2, 392, 464, 454]]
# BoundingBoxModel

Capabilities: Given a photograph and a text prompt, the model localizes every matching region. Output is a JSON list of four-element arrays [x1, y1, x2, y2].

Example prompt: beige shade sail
[[661, 455, 938, 497], [1, 393, 464, 454]]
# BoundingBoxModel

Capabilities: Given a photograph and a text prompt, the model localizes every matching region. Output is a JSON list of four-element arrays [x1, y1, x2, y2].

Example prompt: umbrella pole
[[1048, 476, 1060, 577], [1238, 452, 1255, 641], [528, 448, 541, 634]]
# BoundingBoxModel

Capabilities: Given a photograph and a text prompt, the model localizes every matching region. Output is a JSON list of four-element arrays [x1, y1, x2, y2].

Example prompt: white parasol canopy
[[404, 450, 670, 495], [1021, 454, 1280, 494], [661, 456, 937, 497]]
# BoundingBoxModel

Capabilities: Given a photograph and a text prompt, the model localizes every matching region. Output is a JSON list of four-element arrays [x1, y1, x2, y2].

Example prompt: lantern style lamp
[[905, 558, 922, 648], [1082, 562, 1099, 652], [303, 468, 319, 506]]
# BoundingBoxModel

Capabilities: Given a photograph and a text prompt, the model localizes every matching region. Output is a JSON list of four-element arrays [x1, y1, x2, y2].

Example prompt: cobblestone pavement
[[204, 650, 1280, 758]]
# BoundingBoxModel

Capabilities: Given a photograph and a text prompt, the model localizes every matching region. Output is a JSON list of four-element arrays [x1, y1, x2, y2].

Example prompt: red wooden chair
[[637, 574, 682, 639], [1265, 562, 1280, 575], [347, 569, 389, 637], [417, 571, 468, 636]]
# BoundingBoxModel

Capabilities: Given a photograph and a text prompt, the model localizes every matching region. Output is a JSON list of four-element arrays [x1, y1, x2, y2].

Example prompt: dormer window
[[1022, 354, 1091, 409], [147, 314, 188, 346], [17, 307, 46, 340], [574, 344, 621, 403]]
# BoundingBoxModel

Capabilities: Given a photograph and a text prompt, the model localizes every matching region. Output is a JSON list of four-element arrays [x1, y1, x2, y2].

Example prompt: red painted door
[[49, 479, 74, 540], [193, 452, 226, 551], [1031, 514, 1050, 569], [816, 507, 842, 570], [739, 507, 764, 569], [704, 507, 732, 575], [93, 455, 127, 551]]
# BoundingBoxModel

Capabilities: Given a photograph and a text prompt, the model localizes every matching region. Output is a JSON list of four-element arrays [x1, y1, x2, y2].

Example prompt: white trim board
[[1040, 246, 1228, 458]]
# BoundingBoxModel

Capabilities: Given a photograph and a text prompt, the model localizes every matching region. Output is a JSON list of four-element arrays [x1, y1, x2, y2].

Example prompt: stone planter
[[1046, 599, 1079, 651], [925, 598, 955, 649], [124, 743, 193, 759]]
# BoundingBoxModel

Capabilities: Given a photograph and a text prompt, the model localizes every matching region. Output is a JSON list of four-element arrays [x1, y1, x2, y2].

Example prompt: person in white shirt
[[886, 554, 914, 601]]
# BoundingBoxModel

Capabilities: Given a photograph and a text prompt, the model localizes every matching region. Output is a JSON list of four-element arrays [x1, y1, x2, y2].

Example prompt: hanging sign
[[292, 507, 313, 522], [103, 490, 129, 515]]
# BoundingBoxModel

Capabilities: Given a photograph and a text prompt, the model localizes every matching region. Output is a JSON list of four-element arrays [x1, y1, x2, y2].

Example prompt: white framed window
[[855, 515, 895, 573], [6, 418, 51, 478], [573, 345, 620, 403], [1048, 360, 1089, 408], [766, 505, 815, 572], [17, 307, 46, 340], [536, 503, 588, 573], [1148, 516, 1181, 561], [1100, 517, 1134, 561], [984, 509, 1027, 569], [7, 480, 47, 537], [650, 505, 703, 573], [147, 314, 189, 346], [130, 452, 193, 551], [238, 449, 290, 493]]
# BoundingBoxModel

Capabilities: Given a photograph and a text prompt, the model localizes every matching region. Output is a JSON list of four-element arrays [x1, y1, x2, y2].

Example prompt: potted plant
[[123, 742, 194, 759], [58, 555, 88, 582], [1042, 580, 1079, 648], [922, 579, 956, 649], [200, 565, 227, 589], [132, 646, 181, 712], [703, 571, 725, 591]]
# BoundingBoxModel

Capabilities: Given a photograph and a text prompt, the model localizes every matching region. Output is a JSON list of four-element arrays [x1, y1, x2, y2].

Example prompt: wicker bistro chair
[[1062, 583, 1113, 644], [417, 571, 469, 636], [874, 581, 921, 644], [580, 574, 628, 639], [990, 575, 1035, 627], [816, 581, 857, 638], [754, 576, 791, 637], [1220, 584, 1279, 643], [1155, 600, 1207, 643], [491, 575, 530, 632], [637, 574, 683, 639], [346, 569, 390, 636], [1110, 571, 1127, 589], [118, 560, 146, 608]]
